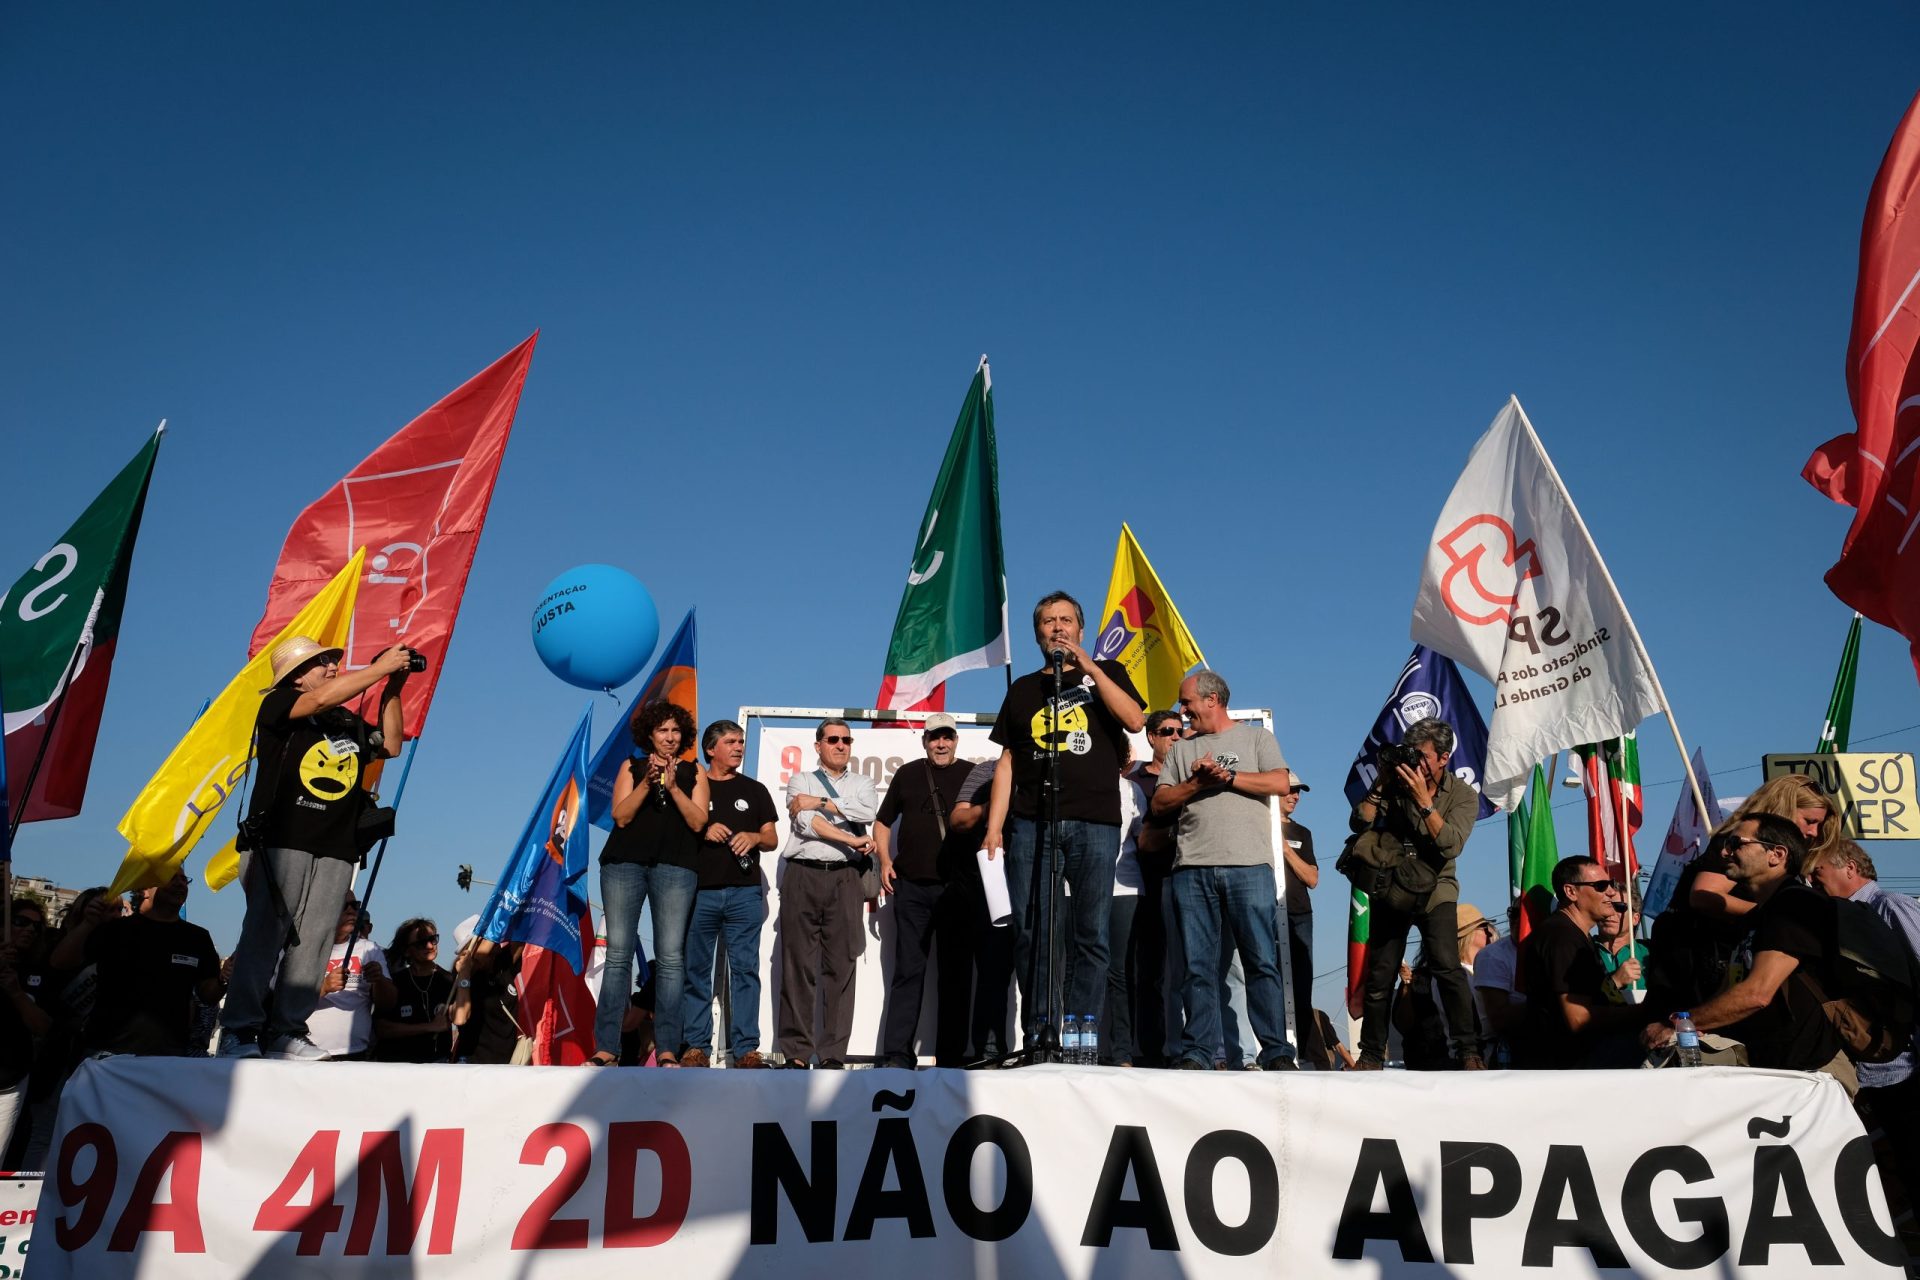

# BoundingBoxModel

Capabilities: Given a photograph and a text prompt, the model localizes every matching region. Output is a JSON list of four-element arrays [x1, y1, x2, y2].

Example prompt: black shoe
[[818, 1058, 846, 1070], [1261, 1055, 1299, 1071], [782, 1057, 811, 1069], [1174, 1056, 1210, 1071], [880, 1053, 916, 1070]]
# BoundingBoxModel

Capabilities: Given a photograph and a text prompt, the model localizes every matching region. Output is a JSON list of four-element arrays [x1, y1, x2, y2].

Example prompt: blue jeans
[[1171, 863, 1292, 1068], [1161, 882, 1239, 1063], [596, 862, 698, 1058], [683, 886, 765, 1059], [1005, 816, 1115, 1042]]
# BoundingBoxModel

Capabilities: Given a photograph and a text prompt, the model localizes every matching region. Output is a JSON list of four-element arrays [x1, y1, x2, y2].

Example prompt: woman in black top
[[374, 917, 454, 1062]]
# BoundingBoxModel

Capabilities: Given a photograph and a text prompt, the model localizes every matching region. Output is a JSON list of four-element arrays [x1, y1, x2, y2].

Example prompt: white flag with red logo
[[1409, 398, 1662, 812]]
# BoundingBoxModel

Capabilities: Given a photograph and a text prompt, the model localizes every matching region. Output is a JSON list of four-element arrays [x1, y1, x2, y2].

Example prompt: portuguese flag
[[2, 428, 162, 822], [1344, 887, 1370, 1019]]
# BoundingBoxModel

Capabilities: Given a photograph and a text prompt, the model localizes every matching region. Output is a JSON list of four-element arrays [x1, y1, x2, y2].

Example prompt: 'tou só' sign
[[1760, 752, 1920, 840]]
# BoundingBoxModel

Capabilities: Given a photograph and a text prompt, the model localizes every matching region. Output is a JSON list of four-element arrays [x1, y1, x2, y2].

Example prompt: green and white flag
[[874, 357, 1009, 711], [1815, 613, 1862, 753], [2, 427, 163, 822]]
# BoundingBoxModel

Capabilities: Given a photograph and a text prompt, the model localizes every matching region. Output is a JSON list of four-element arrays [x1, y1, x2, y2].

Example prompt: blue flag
[[1343, 645, 1496, 819], [586, 609, 698, 830], [478, 705, 594, 969]]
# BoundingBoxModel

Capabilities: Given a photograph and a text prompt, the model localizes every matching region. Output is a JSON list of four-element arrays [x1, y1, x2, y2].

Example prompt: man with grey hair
[[1347, 716, 1483, 1070], [1151, 670, 1298, 1069], [778, 718, 879, 1068]]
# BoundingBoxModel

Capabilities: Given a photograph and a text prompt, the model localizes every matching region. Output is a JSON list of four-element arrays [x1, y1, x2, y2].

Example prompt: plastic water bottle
[[1082, 1012, 1100, 1066], [1061, 1015, 1081, 1064], [1673, 1012, 1702, 1068]]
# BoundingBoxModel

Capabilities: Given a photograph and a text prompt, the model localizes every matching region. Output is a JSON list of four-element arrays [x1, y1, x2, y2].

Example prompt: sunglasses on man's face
[[823, 735, 854, 745], [1575, 880, 1619, 894], [1151, 727, 1182, 737]]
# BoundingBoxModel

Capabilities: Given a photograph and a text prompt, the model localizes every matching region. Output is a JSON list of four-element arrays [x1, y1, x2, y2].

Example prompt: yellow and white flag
[[109, 549, 364, 895], [1091, 524, 1207, 712]]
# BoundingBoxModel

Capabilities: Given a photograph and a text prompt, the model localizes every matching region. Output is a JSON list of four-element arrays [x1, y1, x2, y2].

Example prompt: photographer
[[216, 635, 413, 1061], [1342, 717, 1482, 1070]]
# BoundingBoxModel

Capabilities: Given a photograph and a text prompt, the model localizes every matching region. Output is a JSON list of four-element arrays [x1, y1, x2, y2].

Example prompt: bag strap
[[926, 760, 949, 841], [812, 768, 839, 800]]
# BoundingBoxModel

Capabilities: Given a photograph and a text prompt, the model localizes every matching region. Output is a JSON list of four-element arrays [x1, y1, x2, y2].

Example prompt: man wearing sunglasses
[[778, 718, 879, 1068], [1515, 856, 1644, 1069], [1642, 815, 1855, 1092]]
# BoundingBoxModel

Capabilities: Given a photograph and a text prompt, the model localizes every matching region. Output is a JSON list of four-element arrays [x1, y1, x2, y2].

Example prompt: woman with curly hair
[[590, 699, 708, 1067], [1689, 774, 1839, 921]]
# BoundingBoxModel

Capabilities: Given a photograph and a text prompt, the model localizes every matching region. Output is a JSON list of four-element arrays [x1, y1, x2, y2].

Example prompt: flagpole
[[344, 736, 422, 974], [1510, 399, 1712, 827], [1613, 738, 1646, 984]]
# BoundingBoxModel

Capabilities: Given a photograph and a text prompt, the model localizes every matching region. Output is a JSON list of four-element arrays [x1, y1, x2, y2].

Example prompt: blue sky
[[6, 5, 1920, 1015]]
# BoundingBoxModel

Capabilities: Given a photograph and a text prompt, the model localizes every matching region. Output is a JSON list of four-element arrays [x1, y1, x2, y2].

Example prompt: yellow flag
[[109, 550, 364, 896], [1092, 523, 1207, 712]]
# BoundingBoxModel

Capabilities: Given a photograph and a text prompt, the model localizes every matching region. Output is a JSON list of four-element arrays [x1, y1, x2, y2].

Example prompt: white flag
[[1410, 398, 1663, 812]]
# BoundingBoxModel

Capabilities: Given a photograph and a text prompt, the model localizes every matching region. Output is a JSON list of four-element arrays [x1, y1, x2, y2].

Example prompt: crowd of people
[[3, 591, 1917, 1228]]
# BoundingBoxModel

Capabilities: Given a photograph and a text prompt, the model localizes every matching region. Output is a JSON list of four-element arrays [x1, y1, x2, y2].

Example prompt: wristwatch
[[1419, 803, 1436, 818]]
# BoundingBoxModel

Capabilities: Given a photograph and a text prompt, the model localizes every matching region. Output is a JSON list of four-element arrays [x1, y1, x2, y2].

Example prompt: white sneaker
[[264, 1033, 330, 1062], [215, 1029, 262, 1059]]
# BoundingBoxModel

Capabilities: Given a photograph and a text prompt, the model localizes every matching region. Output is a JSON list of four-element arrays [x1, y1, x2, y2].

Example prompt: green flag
[[2, 427, 162, 821], [1509, 790, 1529, 896], [874, 357, 1010, 710], [1344, 887, 1370, 1019], [1815, 614, 1862, 753], [1513, 760, 1560, 940]]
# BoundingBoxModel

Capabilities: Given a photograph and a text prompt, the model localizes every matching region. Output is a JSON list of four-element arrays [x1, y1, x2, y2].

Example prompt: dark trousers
[[1287, 912, 1328, 1065], [776, 861, 864, 1064], [1134, 857, 1173, 1065], [1104, 895, 1140, 1063], [1357, 896, 1477, 1062], [881, 877, 1011, 1064], [1004, 816, 1116, 1042]]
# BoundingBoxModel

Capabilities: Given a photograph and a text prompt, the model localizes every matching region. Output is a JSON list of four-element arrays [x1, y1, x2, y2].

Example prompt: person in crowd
[[622, 975, 659, 1066], [451, 936, 524, 1065], [1594, 896, 1648, 1004], [1310, 1008, 1358, 1070], [1348, 718, 1483, 1070], [682, 719, 779, 1069], [374, 916, 453, 1062], [218, 635, 413, 1060], [1688, 775, 1839, 921], [1280, 775, 1323, 1066], [1101, 742, 1150, 1066], [876, 712, 994, 1069], [1645, 832, 1745, 1016], [1152, 670, 1297, 1070], [16, 886, 110, 1168], [1517, 858, 1645, 1069], [779, 718, 879, 1068], [0, 901, 51, 1159], [54, 869, 222, 1058], [1131, 709, 1183, 1066], [982, 591, 1146, 1051], [1397, 903, 1496, 1069], [310, 893, 394, 1060], [592, 699, 709, 1068], [1642, 815, 1856, 1092], [1805, 839, 1920, 1198]]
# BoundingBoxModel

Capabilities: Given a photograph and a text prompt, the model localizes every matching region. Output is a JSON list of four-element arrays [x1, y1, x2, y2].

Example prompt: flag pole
[[343, 735, 422, 974], [1613, 738, 1646, 983], [1510, 399, 1712, 827]]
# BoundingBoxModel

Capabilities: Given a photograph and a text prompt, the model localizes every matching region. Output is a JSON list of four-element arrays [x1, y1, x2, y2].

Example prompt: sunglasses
[[1151, 727, 1182, 738], [1575, 880, 1620, 894], [823, 735, 854, 745], [11, 915, 42, 929], [414, 934, 440, 945]]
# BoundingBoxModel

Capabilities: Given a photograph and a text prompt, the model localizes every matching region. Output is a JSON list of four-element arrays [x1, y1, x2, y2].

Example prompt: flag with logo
[[874, 357, 1009, 713], [1515, 761, 1560, 943], [1341, 644, 1493, 1017], [1804, 90, 1920, 679], [3, 428, 163, 823], [1574, 735, 1642, 882], [1092, 524, 1208, 712], [112, 551, 364, 896], [1410, 398, 1664, 812], [1641, 747, 1724, 919], [586, 609, 697, 831], [1815, 614, 1862, 752], [248, 334, 537, 738]]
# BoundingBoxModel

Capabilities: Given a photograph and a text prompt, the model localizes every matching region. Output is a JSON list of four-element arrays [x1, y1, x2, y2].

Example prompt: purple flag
[[1343, 645, 1496, 819]]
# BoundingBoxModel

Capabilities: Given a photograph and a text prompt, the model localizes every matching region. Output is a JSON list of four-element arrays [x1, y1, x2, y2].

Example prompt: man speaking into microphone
[[982, 592, 1146, 1050]]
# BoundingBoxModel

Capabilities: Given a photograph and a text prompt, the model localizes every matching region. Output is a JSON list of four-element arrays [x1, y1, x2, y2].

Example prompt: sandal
[[656, 1052, 681, 1068], [587, 1051, 618, 1067]]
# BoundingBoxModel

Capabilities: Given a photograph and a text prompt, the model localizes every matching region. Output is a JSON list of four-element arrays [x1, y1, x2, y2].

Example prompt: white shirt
[[308, 940, 386, 1057], [1113, 776, 1146, 896]]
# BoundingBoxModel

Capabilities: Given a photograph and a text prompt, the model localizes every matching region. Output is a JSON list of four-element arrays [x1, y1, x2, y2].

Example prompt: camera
[[404, 647, 428, 673], [1374, 741, 1422, 788]]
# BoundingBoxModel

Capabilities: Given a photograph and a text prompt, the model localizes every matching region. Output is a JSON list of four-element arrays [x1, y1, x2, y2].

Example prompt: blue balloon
[[530, 565, 660, 690]]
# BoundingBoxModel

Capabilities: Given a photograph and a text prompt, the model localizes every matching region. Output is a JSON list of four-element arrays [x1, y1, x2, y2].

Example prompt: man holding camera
[[217, 635, 413, 1060], [1345, 717, 1483, 1071]]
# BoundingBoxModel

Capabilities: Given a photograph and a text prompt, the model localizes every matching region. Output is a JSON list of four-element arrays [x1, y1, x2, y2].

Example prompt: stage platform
[[21, 1057, 1905, 1278]]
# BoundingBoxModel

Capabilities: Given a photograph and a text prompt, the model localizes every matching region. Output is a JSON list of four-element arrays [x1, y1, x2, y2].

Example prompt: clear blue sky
[[6, 5, 1919, 1015]]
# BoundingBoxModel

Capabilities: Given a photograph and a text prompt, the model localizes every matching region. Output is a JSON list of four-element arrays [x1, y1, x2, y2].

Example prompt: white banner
[[0, 1177, 33, 1279], [1410, 398, 1664, 812], [29, 1059, 1903, 1277]]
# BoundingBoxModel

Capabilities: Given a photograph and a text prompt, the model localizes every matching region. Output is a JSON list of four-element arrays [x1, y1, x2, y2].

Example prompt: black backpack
[[1811, 897, 1920, 1065]]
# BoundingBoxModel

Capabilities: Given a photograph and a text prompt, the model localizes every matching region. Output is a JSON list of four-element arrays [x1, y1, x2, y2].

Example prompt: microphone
[[1048, 647, 1066, 669]]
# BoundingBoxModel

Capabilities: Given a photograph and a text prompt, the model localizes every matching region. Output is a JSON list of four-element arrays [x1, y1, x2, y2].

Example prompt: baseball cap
[[923, 713, 959, 735]]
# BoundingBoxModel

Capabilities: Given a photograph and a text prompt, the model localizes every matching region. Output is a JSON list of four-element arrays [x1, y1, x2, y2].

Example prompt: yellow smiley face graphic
[[1028, 701, 1090, 753], [298, 739, 361, 801]]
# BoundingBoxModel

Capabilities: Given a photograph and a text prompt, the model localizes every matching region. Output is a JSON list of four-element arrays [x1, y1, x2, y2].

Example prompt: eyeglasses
[[1151, 727, 1182, 738], [11, 915, 42, 929], [823, 736, 853, 745], [1724, 836, 1780, 855]]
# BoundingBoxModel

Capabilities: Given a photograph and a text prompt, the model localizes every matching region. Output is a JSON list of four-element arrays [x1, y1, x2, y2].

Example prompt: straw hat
[[1455, 902, 1491, 940], [267, 635, 343, 687]]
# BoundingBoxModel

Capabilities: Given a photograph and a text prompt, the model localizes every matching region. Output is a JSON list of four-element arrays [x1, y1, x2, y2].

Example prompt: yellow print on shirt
[[1028, 684, 1095, 756]]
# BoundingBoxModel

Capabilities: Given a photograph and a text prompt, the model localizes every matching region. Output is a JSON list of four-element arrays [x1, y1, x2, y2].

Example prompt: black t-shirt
[[1283, 820, 1316, 919], [83, 914, 220, 1056], [374, 966, 455, 1063], [989, 660, 1144, 825], [1727, 882, 1844, 1071], [877, 758, 977, 884], [600, 759, 704, 868], [699, 774, 780, 890], [462, 960, 522, 1065], [248, 687, 378, 861], [1516, 911, 1610, 1069]]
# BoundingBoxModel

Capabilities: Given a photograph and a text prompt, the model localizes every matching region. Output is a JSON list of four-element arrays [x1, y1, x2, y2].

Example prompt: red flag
[[249, 336, 537, 735], [1804, 91, 1920, 674], [520, 910, 598, 1066]]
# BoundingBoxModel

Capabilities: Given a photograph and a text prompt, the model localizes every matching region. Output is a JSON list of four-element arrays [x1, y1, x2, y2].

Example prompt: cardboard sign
[[1760, 752, 1920, 840]]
